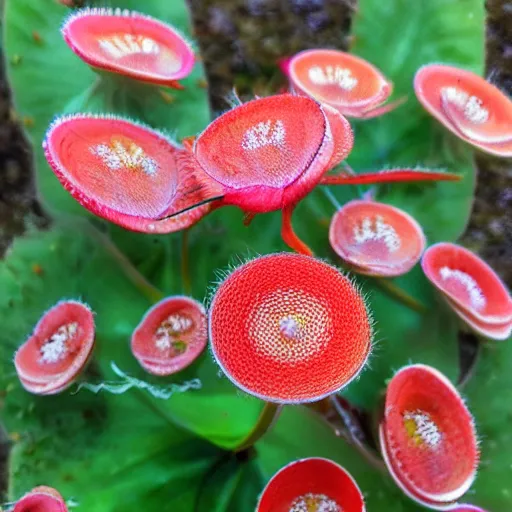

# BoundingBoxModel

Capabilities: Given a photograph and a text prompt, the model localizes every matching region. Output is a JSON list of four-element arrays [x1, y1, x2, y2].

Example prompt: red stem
[[320, 169, 462, 186], [243, 212, 256, 226], [281, 205, 313, 255]]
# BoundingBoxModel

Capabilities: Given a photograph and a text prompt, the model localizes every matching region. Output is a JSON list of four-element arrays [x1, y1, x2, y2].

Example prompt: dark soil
[[461, 0, 512, 286], [186, 0, 357, 114], [0, 8, 48, 258]]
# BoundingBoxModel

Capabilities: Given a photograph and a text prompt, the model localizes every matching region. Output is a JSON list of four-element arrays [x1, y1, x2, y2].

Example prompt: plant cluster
[[1, 1, 510, 511]]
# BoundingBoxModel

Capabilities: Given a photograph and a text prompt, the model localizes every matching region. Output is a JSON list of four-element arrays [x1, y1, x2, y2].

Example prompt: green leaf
[[4, 351, 262, 510], [3, 0, 215, 302], [342, 266, 461, 409], [0, 222, 262, 452], [462, 340, 512, 511], [193, 454, 264, 511], [6, 387, 218, 510], [4, 0, 264, 451]]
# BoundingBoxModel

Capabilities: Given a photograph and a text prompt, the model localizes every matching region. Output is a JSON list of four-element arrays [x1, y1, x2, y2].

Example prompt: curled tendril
[[72, 361, 202, 399]]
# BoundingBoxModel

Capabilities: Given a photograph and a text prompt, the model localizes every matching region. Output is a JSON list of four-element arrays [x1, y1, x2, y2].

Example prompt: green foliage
[[0, 222, 264, 450], [2, 0, 508, 511], [463, 341, 512, 511], [0, 224, 263, 510]]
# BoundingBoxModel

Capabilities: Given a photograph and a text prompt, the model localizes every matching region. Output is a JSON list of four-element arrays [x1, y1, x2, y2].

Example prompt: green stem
[[62, 77, 103, 114], [181, 229, 192, 296], [85, 224, 164, 304], [322, 187, 342, 210], [161, 235, 174, 295], [233, 402, 282, 453], [323, 216, 427, 315], [373, 277, 427, 313]]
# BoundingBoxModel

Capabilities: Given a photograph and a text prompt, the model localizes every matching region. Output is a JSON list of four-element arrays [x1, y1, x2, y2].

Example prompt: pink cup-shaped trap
[[14, 486, 68, 512], [329, 199, 426, 277], [193, 94, 353, 212], [131, 296, 207, 376], [450, 506, 488, 512], [445, 295, 512, 341], [44, 114, 212, 233], [62, 8, 195, 88], [14, 300, 95, 395], [415, 64, 512, 157], [422, 242, 512, 330], [286, 49, 395, 118]]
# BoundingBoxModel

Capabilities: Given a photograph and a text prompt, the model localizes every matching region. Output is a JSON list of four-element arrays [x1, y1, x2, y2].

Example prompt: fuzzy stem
[[307, 396, 386, 472], [281, 205, 313, 255], [181, 229, 192, 296], [243, 212, 256, 226], [373, 277, 427, 313], [233, 402, 282, 453], [321, 169, 462, 186], [327, 395, 386, 472], [341, 161, 366, 198], [306, 396, 332, 415]]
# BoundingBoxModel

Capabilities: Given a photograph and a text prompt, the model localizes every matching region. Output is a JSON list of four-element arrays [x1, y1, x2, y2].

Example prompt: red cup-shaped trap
[[194, 94, 353, 213], [14, 486, 68, 512], [62, 8, 195, 88], [414, 64, 512, 157], [209, 253, 372, 403], [43, 92, 460, 256], [422, 243, 512, 330], [380, 364, 479, 507], [43, 114, 215, 233], [14, 301, 95, 395], [181, 93, 456, 255], [257, 457, 365, 512], [131, 296, 207, 376], [286, 49, 402, 118], [329, 200, 426, 277]]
